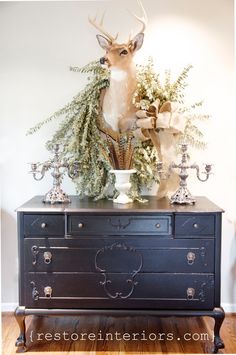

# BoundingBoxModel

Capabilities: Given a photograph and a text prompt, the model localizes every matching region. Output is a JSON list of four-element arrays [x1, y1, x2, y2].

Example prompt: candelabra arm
[[68, 171, 76, 179], [192, 164, 211, 182], [30, 162, 50, 181], [67, 162, 79, 179], [32, 172, 45, 181], [168, 163, 176, 177]]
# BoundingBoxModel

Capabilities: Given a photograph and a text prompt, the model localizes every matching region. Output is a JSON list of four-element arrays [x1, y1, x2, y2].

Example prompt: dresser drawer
[[175, 214, 214, 237], [67, 215, 172, 236], [24, 214, 65, 237], [24, 238, 214, 273], [24, 273, 214, 310]]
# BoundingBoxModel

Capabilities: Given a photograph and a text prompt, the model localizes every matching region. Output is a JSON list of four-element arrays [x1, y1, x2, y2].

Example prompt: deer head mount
[[89, 0, 146, 68], [96, 33, 144, 69], [89, 0, 147, 132]]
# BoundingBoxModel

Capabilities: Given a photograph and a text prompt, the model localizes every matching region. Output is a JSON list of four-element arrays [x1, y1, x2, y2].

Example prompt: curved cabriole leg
[[212, 307, 225, 353], [14, 306, 27, 352]]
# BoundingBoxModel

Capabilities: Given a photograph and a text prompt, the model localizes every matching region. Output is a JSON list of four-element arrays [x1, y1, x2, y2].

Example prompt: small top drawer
[[67, 215, 172, 236], [175, 214, 214, 237], [24, 214, 65, 237]]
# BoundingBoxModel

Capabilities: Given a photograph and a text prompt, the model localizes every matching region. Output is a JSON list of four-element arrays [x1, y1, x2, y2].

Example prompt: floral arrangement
[[133, 58, 208, 149], [27, 58, 208, 200]]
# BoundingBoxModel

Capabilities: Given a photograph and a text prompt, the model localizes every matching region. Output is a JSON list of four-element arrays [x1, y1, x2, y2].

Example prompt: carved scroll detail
[[95, 242, 143, 299], [30, 281, 39, 300], [107, 218, 131, 230], [199, 282, 206, 302], [200, 247, 206, 264], [31, 245, 39, 265]]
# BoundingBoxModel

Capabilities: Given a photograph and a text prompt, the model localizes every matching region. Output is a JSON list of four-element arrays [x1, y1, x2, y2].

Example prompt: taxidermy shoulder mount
[[89, 0, 147, 134]]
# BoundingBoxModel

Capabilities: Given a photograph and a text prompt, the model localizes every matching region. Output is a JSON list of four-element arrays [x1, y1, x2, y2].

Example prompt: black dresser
[[15, 196, 225, 352]]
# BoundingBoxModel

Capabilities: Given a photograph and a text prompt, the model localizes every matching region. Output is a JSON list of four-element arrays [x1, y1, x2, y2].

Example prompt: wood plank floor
[[2, 313, 236, 354]]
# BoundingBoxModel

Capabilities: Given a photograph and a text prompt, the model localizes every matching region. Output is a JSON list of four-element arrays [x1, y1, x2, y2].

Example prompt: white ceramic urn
[[110, 169, 136, 204]]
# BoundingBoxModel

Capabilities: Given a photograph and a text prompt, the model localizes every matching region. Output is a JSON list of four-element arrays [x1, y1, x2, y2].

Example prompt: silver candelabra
[[29, 144, 79, 204], [157, 143, 212, 204]]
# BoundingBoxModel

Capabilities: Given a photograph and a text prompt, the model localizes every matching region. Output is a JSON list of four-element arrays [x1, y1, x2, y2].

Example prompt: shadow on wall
[[1, 209, 18, 303]]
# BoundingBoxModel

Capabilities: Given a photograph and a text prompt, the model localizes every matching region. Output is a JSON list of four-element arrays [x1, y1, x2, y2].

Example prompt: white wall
[[0, 0, 235, 310]]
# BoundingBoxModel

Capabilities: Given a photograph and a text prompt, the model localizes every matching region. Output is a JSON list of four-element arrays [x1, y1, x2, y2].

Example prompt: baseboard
[[1, 302, 236, 313], [221, 302, 236, 313], [1, 303, 18, 312]]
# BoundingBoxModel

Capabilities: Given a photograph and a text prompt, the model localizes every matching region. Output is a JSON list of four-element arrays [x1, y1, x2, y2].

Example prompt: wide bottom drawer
[[24, 273, 214, 310]]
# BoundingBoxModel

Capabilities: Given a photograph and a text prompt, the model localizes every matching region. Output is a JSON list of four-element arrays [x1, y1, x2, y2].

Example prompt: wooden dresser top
[[16, 196, 223, 213]]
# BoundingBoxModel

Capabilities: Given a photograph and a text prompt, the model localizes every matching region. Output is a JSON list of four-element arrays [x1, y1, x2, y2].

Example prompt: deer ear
[[130, 33, 144, 52], [96, 34, 112, 50]]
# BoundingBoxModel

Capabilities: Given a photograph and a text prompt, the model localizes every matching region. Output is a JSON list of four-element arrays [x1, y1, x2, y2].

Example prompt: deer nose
[[100, 57, 106, 65]]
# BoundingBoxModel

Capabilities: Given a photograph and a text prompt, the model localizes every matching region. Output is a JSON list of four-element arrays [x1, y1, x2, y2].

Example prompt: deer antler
[[130, 0, 148, 36], [88, 12, 118, 43]]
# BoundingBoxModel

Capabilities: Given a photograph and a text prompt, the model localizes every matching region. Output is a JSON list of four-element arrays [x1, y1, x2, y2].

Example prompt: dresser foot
[[15, 306, 27, 351], [212, 307, 225, 353]]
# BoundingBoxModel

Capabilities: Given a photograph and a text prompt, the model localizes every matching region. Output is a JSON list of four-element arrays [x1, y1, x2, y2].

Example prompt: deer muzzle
[[100, 56, 110, 66], [100, 57, 106, 64]]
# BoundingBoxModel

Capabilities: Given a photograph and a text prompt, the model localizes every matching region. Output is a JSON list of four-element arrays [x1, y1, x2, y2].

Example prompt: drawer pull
[[41, 222, 47, 229], [193, 223, 199, 229], [187, 287, 195, 300], [43, 251, 52, 264], [187, 252, 196, 265], [44, 286, 52, 298], [78, 223, 84, 229], [155, 223, 161, 229]]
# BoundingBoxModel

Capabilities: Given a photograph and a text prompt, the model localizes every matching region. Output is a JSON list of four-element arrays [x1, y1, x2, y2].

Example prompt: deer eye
[[120, 49, 128, 56]]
